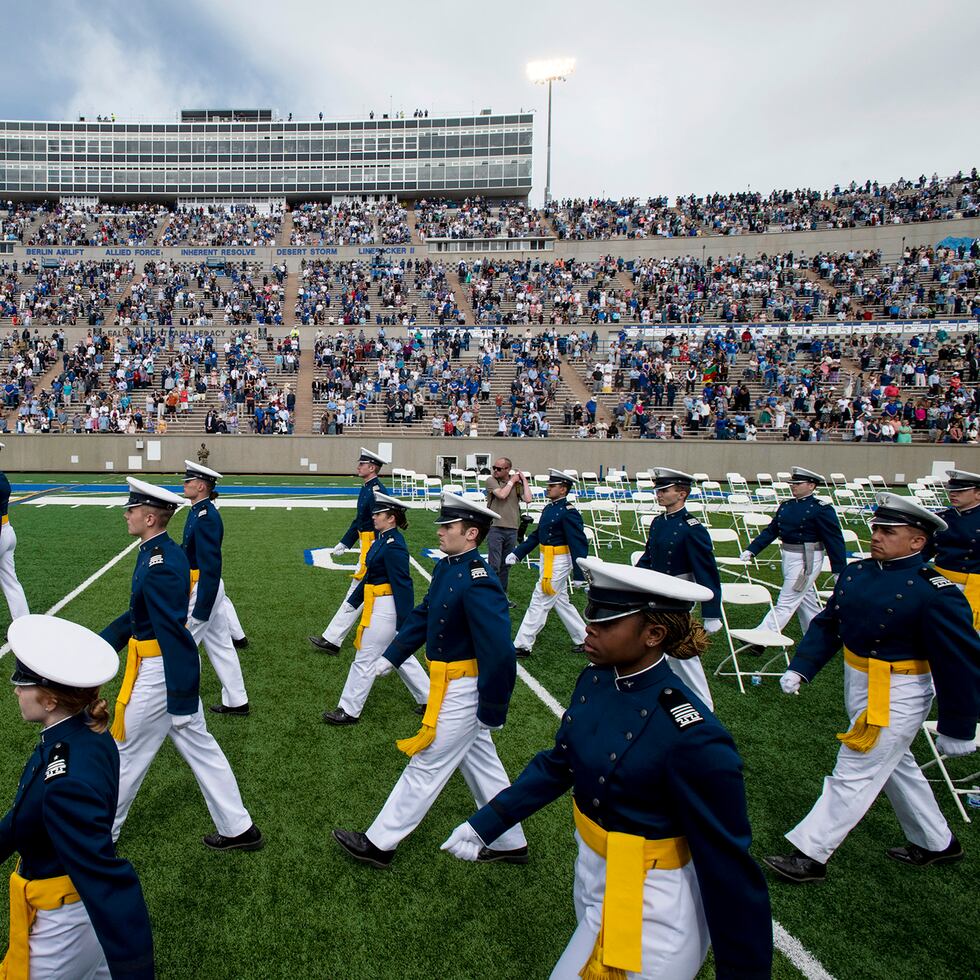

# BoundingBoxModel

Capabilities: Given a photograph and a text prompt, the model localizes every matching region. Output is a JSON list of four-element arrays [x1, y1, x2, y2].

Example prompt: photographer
[[485, 457, 532, 604]]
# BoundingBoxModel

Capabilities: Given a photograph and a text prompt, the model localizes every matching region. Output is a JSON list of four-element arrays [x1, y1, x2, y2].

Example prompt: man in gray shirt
[[485, 457, 532, 605]]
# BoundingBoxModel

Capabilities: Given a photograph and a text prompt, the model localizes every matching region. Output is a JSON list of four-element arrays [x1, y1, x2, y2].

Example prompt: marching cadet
[[181, 461, 250, 716], [0, 442, 30, 621], [1, 614, 154, 979], [333, 491, 528, 868], [507, 469, 588, 659], [637, 467, 722, 708], [310, 448, 388, 654], [929, 468, 980, 629], [765, 494, 980, 883], [101, 478, 264, 852], [740, 466, 846, 639], [322, 491, 429, 726], [442, 558, 773, 980]]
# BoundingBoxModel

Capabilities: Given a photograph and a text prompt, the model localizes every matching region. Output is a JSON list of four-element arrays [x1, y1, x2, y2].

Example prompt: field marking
[[0, 539, 140, 657], [407, 551, 836, 980]]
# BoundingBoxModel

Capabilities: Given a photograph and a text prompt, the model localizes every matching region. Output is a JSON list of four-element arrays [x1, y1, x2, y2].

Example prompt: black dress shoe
[[322, 707, 359, 726], [476, 845, 529, 865], [412, 702, 427, 716], [232, 636, 249, 650], [309, 636, 341, 655], [572, 644, 586, 654], [333, 829, 394, 868], [507, 601, 517, 609], [887, 835, 963, 867], [203, 823, 264, 852], [762, 850, 827, 883], [515, 647, 532, 659], [210, 702, 250, 716]]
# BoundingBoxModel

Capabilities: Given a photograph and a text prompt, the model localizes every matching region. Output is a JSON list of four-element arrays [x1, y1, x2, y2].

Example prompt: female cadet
[[442, 558, 772, 980], [322, 491, 429, 725], [0, 614, 154, 979]]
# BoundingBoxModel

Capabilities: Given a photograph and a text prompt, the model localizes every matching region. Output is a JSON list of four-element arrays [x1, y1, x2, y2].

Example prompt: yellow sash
[[0, 870, 80, 980], [934, 565, 980, 630], [353, 531, 375, 581], [396, 658, 478, 757], [354, 584, 393, 650], [1, 516, 8, 526], [541, 544, 570, 596], [109, 637, 163, 743], [189, 568, 201, 589], [837, 647, 930, 752], [573, 801, 690, 980]]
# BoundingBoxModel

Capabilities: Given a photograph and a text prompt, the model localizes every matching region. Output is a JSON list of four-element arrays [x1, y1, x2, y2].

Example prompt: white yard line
[[0, 540, 140, 656], [407, 551, 837, 980]]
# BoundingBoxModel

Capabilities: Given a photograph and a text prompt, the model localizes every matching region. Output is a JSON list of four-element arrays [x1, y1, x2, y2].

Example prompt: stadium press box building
[[0, 108, 533, 203]]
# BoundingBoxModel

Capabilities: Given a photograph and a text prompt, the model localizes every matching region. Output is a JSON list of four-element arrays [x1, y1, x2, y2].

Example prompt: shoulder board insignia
[[469, 559, 488, 580], [686, 518, 700, 526], [919, 566, 954, 589], [659, 686, 705, 730], [197, 507, 207, 517], [148, 554, 164, 567], [44, 744, 69, 782]]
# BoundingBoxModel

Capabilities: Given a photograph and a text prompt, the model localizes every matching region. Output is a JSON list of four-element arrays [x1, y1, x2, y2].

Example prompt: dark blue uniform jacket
[[929, 504, 980, 574], [340, 477, 387, 548], [348, 527, 414, 629], [512, 496, 589, 582], [181, 498, 223, 620], [0, 713, 154, 978], [747, 494, 847, 573]]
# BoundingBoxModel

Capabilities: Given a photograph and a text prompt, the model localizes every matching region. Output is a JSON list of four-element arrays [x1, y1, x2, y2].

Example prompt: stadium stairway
[[448, 269, 477, 323], [406, 205, 422, 245], [559, 355, 609, 421], [291, 348, 315, 433], [278, 212, 295, 247]]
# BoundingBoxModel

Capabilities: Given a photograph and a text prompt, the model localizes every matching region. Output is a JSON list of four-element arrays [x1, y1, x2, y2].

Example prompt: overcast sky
[[3, 0, 978, 204]]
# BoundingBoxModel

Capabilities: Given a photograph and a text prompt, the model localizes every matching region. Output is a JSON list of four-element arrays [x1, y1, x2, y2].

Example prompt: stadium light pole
[[527, 57, 575, 207]]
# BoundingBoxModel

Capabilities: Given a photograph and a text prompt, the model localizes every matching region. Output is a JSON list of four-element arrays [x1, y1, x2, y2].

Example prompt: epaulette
[[686, 518, 700, 526], [44, 743, 70, 782], [659, 685, 705, 731], [148, 546, 164, 568], [197, 506, 208, 517], [919, 566, 955, 590], [469, 558, 488, 580]]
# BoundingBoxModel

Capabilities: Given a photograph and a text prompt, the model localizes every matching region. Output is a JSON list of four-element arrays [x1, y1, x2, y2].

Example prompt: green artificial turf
[[0, 497, 973, 979]]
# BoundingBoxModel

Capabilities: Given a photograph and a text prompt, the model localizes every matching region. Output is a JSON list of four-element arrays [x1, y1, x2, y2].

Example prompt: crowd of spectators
[[415, 198, 548, 240], [27, 204, 169, 246], [161, 204, 283, 246]]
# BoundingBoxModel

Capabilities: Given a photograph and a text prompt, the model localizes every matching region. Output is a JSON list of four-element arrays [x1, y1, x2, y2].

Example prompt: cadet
[[442, 558, 773, 979], [740, 466, 846, 638], [322, 491, 429, 726], [333, 490, 527, 868], [765, 494, 980, 883], [637, 467, 722, 708], [0, 442, 30, 620], [101, 478, 263, 852], [929, 468, 980, 628], [1, 614, 154, 978], [181, 461, 250, 716], [507, 469, 588, 658], [310, 448, 388, 653]]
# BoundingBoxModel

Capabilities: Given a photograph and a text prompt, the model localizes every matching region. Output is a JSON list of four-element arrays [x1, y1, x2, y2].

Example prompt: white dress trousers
[[0, 523, 29, 619], [665, 656, 713, 711], [549, 831, 710, 979], [337, 594, 429, 717], [188, 578, 248, 708], [786, 663, 951, 863], [759, 546, 824, 634], [322, 577, 363, 646], [367, 675, 527, 853], [514, 553, 587, 651], [28, 901, 109, 980], [222, 593, 245, 641], [113, 657, 253, 840]]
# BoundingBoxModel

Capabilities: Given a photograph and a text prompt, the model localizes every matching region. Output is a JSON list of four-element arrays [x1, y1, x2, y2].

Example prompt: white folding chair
[[709, 528, 750, 581], [771, 481, 793, 502], [727, 473, 750, 496], [631, 491, 660, 533], [918, 721, 980, 823], [629, 550, 645, 567], [754, 487, 778, 511], [830, 472, 848, 491], [714, 583, 795, 693], [589, 501, 623, 548], [692, 472, 710, 483]]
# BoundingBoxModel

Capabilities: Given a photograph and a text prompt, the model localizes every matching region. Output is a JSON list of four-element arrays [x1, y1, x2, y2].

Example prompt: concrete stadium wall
[[6, 434, 979, 484], [10, 216, 980, 271]]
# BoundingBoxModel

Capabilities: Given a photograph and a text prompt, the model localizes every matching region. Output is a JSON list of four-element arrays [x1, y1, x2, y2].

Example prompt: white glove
[[739, 550, 754, 562], [374, 658, 394, 678], [505, 553, 518, 566], [331, 543, 347, 557], [703, 618, 722, 634], [779, 670, 804, 695], [936, 733, 977, 757], [170, 713, 195, 729], [440, 822, 485, 862]]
